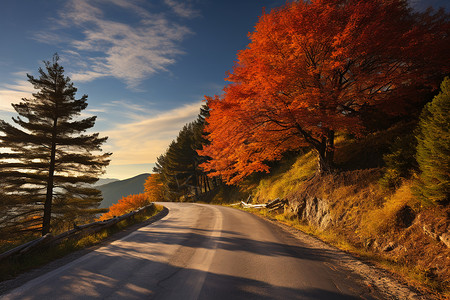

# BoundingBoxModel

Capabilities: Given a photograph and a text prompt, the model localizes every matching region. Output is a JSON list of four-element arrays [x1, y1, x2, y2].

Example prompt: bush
[[98, 193, 151, 221]]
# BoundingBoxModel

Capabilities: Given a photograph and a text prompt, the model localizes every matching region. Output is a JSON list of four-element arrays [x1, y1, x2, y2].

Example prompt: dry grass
[[253, 151, 317, 202], [239, 204, 447, 299], [361, 181, 420, 237], [233, 125, 449, 298]]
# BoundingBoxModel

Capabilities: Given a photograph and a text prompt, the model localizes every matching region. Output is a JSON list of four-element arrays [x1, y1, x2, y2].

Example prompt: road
[[2, 203, 383, 300]]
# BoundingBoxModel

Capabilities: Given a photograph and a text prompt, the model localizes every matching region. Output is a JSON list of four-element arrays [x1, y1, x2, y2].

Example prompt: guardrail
[[0, 203, 155, 263]]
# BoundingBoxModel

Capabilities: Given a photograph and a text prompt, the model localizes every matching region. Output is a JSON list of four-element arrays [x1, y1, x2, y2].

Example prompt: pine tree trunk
[[205, 174, 211, 192], [201, 174, 206, 193], [198, 173, 203, 193], [42, 118, 57, 236]]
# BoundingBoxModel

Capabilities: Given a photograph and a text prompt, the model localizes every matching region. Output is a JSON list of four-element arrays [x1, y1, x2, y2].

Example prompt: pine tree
[[153, 104, 213, 201], [414, 77, 450, 205], [0, 54, 111, 236]]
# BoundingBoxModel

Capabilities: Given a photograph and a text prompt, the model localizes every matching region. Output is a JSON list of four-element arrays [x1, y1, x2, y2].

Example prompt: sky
[[0, 0, 448, 180]]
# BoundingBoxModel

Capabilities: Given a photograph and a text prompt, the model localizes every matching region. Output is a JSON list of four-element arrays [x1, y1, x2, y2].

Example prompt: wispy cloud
[[99, 100, 157, 121], [101, 102, 201, 165], [164, 0, 200, 19], [0, 74, 34, 113], [70, 70, 107, 82], [36, 0, 195, 88]]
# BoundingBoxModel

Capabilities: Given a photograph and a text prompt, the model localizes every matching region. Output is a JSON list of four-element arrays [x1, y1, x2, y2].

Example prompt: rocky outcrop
[[288, 196, 332, 229]]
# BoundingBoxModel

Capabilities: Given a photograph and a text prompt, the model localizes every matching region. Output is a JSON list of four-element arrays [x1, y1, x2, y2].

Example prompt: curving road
[[2, 203, 383, 299]]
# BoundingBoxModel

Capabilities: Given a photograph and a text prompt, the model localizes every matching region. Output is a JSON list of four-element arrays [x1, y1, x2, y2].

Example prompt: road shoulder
[[238, 207, 430, 300]]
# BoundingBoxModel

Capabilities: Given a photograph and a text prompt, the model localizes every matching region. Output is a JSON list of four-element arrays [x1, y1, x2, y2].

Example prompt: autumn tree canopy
[[199, 0, 450, 184]]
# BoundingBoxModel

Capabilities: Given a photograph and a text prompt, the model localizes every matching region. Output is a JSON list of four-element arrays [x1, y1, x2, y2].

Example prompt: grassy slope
[[214, 124, 449, 297]]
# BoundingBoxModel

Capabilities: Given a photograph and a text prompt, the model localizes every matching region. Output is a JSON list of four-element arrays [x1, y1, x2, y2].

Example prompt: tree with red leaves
[[199, 0, 449, 184]]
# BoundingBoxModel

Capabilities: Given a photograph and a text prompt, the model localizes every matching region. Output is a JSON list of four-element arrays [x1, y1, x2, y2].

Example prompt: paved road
[[2, 203, 382, 299]]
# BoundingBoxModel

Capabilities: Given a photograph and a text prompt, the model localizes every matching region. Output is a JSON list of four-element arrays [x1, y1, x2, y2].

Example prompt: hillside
[[94, 178, 119, 186], [98, 173, 150, 208], [208, 123, 449, 297]]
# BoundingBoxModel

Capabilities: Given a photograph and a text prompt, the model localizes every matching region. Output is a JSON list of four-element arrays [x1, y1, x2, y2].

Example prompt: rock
[[294, 198, 307, 216], [438, 232, 450, 248], [288, 196, 333, 229], [373, 240, 380, 250], [301, 197, 332, 229]]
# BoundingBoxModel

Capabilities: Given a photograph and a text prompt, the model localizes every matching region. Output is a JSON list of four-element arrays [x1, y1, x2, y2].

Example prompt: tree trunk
[[205, 174, 211, 192], [317, 130, 335, 174], [42, 118, 57, 236], [201, 174, 206, 193], [198, 173, 203, 193], [294, 123, 335, 174]]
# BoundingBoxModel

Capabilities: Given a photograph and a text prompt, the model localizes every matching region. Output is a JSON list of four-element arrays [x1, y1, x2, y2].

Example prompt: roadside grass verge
[[235, 205, 448, 299], [0, 204, 163, 282], [219, 123, 449, 298]]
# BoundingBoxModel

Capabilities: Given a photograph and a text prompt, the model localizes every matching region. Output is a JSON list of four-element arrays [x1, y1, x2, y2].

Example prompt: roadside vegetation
[[0, 204, 163, 282], [96, 174, 165, 221]]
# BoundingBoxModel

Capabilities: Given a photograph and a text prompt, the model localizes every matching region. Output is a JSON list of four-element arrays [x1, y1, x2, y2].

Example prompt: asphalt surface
[[1, 203, 382, 299]]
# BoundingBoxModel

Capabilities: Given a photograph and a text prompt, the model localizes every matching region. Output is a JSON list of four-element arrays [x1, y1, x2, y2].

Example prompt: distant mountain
[[97, 173, 151, 208], [94, 178, 119, 186]]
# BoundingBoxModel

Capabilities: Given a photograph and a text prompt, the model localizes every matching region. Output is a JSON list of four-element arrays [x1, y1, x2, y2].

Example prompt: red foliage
[[199, 0, 450, 184]]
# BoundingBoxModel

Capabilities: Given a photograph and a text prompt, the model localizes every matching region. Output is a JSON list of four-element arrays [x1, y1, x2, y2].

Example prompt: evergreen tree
[[153, 104, 213, 201], [0, 54, 111, 236], [414, 77, 450, 205], [162, 123, 199, 200]]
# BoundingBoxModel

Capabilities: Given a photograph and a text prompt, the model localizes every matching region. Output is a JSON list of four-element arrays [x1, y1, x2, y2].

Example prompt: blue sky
[[0, 0, 448, 180]]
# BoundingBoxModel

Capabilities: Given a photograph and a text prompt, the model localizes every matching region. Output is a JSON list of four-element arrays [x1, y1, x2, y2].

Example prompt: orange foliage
[[144, 174, 165, 202], [98, 193, 150, 221], [98, 174, 164, 221], [199, 0, 450, 184]]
